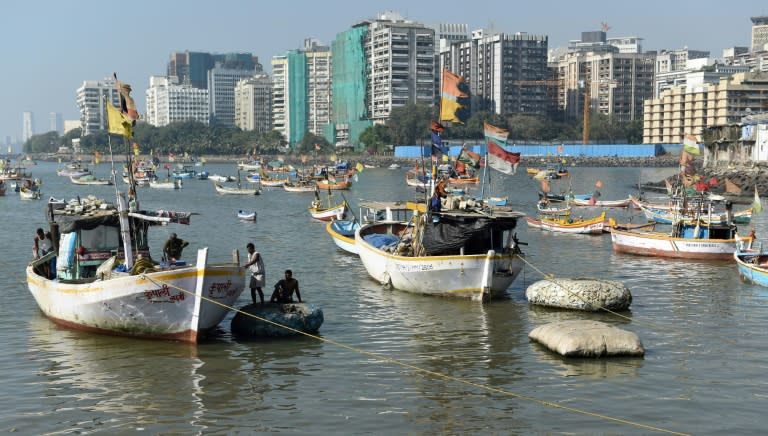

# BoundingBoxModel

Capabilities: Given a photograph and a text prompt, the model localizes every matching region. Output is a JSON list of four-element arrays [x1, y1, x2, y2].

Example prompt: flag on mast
[[484, 122, 519, 174], [439, 69, 468, 124], [683, 134, 701, 155]]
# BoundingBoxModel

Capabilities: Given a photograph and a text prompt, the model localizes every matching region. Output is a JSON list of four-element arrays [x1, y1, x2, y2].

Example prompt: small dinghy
[[237, 210, 257, 221], [231, 303, 324, 338]]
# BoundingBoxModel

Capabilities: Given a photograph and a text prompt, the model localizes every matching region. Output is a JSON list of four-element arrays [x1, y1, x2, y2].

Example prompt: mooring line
[[143, 274, 688, 435]]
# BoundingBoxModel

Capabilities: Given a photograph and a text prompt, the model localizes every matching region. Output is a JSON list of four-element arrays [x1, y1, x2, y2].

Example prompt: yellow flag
[[356, 162, 364, 173], [106, 103, 133, 138]]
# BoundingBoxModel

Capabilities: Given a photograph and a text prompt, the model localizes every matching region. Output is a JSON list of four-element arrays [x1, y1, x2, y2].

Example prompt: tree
[[295, 133, 330, 154], [24, 131, 60, 153], [358, 124, 392, 153], [387, 102, 434, 145]]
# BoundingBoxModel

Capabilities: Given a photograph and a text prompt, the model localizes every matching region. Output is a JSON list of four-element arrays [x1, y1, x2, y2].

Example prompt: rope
[[142, 274, 688, 435]]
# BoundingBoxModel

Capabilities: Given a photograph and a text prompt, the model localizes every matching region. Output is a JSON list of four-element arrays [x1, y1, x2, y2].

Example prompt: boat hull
[[26, 260, 245, 342], [325, 220, 359, 254], [610, 229, 740, 260], [309, 202, 347, 221], [526, 213, 605, 234], [735, 250, 768, 287], [355, 224, 523, 299], [214, 183, 259, 195]]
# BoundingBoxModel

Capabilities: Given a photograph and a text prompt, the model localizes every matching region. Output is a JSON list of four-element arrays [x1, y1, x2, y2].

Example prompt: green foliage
[[294, 133, 331, 154], [23, 131, 60, 153], [387, 102, 434, 145], [358, 124, 392, 153]]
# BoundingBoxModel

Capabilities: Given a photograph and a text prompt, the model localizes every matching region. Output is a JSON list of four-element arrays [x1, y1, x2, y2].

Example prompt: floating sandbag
[[526, 278, 631, 311], [231, 303, 324, 338], [529, 320, 645, 357]]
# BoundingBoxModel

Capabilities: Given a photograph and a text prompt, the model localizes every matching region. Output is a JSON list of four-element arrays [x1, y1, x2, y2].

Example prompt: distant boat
[[388, 163, 400, 170], [526, 212, 606, 234], [214, 183, 260, 195], [70, 175, 113, 186], [149, 179, 182, 190], [237, 210, 257, 221]]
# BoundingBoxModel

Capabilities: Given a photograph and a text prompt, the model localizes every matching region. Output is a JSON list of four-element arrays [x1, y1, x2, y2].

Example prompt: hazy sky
[[3, 0, 766, 146]]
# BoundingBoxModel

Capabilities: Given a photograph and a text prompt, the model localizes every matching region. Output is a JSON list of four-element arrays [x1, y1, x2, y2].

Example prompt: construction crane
[[600, 22, 611, 32], [580, 79, 617, 144]]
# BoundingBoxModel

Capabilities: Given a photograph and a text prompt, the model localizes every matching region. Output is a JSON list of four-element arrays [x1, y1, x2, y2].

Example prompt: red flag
[[486, 141, 520, 175], [430, 120, 445, 133], [695, 181, 708, 192], [708, 177, 719, 187]]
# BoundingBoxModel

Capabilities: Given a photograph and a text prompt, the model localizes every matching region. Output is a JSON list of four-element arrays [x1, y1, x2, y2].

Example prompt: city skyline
[[2, 0, 767, 145]]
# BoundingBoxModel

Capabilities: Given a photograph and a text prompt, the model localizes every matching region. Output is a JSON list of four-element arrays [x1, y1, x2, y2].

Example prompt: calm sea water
[[1, 161, 767, 435]]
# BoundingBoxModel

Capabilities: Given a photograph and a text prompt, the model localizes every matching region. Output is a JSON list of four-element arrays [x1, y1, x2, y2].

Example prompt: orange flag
[[725, 179, 742, 195]]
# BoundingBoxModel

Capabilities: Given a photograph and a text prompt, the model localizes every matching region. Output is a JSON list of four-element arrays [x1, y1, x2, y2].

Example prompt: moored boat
[[70, 175, 113, 186], [734, 239, 768, 287], [526, 212, 606, 234], [610, 220, 748, 260], [570, 195, 630, 208], [237, 210, 257, 221], [316, 178, 352, 190], [214, 183, 260, 195], [355, 197, 526, 301], [325, 200, 419, 254], [149, 179, 182, 189], [19, 186, 41, 200]]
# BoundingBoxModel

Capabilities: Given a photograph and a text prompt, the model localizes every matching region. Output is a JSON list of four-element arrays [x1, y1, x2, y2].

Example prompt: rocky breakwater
[[644, 162, 768, 204]]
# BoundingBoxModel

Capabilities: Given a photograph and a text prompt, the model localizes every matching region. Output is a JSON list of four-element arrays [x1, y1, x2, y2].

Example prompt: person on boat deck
[[431, 177, 448, 212], [163, 233, 189, 261], [270, 269, 301, 304], [33, 228, 53, 259], [242, 242, 266, 305]]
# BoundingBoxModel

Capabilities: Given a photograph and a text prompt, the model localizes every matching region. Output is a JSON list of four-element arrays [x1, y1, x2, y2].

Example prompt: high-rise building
[[327, 12, 436, 149], [367, 12, 436, 123], [272, 38, 331, 147], [49, 112, 62, 134], [168, 51, 262, 89], [751, 16, 768, 52], [76, 79, 122, 136], [235, 73, 272, 134], [655, 48, 710, 74], [146, 76, 209, 127], [22, 112, 34, 142], [551, 31, 656, 123], [441, 30, 549, 116], [644, 72, 768, 144], [208, 65, 259, 127]]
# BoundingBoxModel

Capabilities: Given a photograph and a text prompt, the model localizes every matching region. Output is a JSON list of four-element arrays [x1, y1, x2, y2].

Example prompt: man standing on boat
[[243, 243, 265, 305], [163, 233, 189, 261]]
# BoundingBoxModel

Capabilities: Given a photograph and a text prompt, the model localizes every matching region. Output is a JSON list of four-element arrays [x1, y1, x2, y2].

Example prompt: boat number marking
[[208, 280, 236, 298], [144, 284, 185, 303], [396, 264, 434, 272]]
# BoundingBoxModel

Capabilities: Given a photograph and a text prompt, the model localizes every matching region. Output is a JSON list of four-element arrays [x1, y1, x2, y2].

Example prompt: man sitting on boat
[[270, 270, 301, 304], [431, 177, 448, 212]]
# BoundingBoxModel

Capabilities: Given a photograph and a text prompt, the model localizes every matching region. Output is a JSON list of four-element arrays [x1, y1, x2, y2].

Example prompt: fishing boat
[[638, 203, 752, 225], [237, 210, 257, 221], [316, 177, 352, 190], [149, 179, 182, 189], [214, 182, 260, 195], [19, 186, 41, 200], [570, 195, 631, 208], [355, 196, 526, 301], [488, 196, 508, 207], [734, 238, 768, 287], [260, 177, 290, 187], [610, 219, 748, 260], [388, 163, 401, 170], [172, 164, 196, 179], [525, 211, 606, 234], [237, 160, 262, 171], [208, 174, 235, 183], [283, 180, 317, 192], [70, 175, 113, 186], [536, 200, 571, 216], [325, 200, 419, 254], [26, 198, 245, 342], [309, 188, 348, 221], [630, 194, 752, 224], [405, 169, 431, 188], [26, 76, 245, 342], [56, 162, 91, 177]]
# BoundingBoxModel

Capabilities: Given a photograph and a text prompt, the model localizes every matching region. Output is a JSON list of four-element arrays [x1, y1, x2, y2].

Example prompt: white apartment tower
[[22, 112, 34, 142], [235, 73, 272, 134], [752, 16, 768, 52], [76, 79, 122, 136], [271, 55, 287, 139], [366, 12, 436, 123], [146, 76, 209, 127]]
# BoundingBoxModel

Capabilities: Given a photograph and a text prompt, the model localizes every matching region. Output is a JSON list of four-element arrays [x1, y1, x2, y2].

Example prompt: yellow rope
[[143, 274, 688, 435]]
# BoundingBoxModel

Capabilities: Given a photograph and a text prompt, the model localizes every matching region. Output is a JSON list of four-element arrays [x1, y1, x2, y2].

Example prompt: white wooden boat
[[283, 181, 317, 192], [610, 220, 747, 260], [70, 175, 113, 186], [209, 174, 235, 183], [537, 201, 571, 216], [570, 196, 631, 208], [525, 212, 606, 234], [734, 239, 768, 287], [388, 163, 401, 170], [325, 200, 420, 254], [355, 200, 526, 301], [149, 179, 182, 189], [309, 199, 347, 221], [237, 210, 257, 221], [26, 192, 245, 342], [237, 160, 262, 171], [19, 186, 41, 200], [214, 183, 260, 195]]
